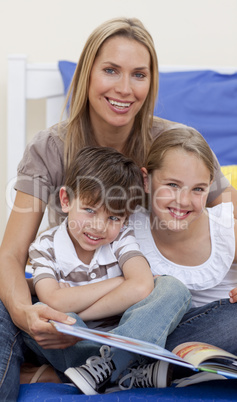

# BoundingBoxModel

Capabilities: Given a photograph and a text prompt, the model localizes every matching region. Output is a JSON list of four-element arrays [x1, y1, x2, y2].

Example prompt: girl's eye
[[167, 183, 178, 188]]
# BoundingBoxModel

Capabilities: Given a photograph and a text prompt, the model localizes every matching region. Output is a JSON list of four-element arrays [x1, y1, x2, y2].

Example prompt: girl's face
[[144, 148, 212, 233], [60, 187, 126, 263], [88, 36, 151, 135]]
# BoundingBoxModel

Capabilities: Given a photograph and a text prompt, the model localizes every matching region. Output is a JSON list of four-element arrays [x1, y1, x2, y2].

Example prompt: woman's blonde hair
[[63, 17, 158, 170], [146, 127, 215, 181]]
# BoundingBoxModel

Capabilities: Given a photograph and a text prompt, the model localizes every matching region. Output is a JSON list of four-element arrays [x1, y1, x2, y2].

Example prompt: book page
[[173, 342, 237, 367], [51, 320, 194, 370]]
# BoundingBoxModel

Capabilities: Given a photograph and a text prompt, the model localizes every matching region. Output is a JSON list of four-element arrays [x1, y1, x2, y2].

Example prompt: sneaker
[[64, 345, 115, 395], [119, 360, 172, 390]]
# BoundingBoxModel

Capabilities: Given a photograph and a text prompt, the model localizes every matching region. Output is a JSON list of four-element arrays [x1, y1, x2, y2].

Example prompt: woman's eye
[[134, 72, 145, 79], [105, 68, 115, 74]]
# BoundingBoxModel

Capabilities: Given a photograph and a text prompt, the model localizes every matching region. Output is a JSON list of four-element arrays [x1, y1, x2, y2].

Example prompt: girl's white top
[[130, 203, 236, 307]]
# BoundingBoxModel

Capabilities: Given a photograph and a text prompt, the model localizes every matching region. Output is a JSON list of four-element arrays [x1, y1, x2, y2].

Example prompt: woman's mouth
[[106, 97, 132, 110]]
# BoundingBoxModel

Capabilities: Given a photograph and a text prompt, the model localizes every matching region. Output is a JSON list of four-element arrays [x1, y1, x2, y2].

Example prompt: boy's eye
[[109, 216, 121, 222], [85, 208, 95, 214], [167, 183, 178, 188], [193, 187, 204, 192]]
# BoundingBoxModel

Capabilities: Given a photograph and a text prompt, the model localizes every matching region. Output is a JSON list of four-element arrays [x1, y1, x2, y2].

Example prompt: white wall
[[1, 0, 237, 242]]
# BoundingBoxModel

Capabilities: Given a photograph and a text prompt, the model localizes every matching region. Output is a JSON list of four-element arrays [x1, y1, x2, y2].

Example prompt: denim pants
[[166, 298, 237, 355], [1, 275, 190, 400], [21, 276, 191, 376], [0, 301, 27, 402]]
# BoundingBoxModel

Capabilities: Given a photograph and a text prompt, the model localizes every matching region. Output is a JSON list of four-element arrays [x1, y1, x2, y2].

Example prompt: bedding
[[18, 379, 237, 401]]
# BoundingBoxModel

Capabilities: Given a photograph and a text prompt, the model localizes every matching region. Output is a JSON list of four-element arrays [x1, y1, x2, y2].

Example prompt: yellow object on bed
[[221, 165, 237, 190]]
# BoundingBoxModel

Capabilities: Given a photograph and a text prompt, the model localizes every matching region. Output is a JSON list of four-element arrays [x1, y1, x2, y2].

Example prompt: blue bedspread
[[18, 380, 237, 401]]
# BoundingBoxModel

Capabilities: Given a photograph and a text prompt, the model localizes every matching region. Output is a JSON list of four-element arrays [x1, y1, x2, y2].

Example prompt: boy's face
[[60, 187, 126, 262]]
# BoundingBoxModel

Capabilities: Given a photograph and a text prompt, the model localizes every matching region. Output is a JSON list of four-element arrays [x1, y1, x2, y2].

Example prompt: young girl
[[131, 126, 237, 356]]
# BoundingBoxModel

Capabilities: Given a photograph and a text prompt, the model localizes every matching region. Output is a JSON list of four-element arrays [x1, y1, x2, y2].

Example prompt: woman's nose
[[115, 75, 132, 96]]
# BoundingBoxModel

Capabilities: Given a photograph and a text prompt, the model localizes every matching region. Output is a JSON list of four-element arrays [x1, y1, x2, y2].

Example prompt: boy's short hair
[[64, 146, 145, 216]]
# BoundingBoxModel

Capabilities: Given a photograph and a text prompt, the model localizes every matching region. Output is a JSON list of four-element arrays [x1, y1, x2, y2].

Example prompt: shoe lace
[[119, 363, 154, 390], [85, 345, 113, 384]]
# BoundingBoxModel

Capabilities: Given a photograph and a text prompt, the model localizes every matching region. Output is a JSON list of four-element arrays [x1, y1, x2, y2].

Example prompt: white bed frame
[[7, 54, 65, 186], [7, 54, 236, 218]]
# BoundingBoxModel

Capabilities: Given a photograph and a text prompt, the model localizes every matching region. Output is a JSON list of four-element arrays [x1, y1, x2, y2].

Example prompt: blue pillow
[[59, 60, 77, 95], [156, 70, 237, 166], [58, 61, 237, 165]]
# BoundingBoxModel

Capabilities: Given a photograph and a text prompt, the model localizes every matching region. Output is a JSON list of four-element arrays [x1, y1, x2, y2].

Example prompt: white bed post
[[6, 55, 27, 216], [7, 55, 27, 184]]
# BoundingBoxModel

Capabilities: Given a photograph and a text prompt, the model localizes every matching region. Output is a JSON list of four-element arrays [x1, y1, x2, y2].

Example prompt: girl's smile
[[168, 207, 192, 220]]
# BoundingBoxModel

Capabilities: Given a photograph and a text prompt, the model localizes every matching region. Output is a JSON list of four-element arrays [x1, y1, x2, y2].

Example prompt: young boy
[[25, 146, 177, 395], [29, 146, 154, 329]]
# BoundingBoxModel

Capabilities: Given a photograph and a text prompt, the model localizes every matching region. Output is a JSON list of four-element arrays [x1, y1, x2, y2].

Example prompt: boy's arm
[[30, 229, 124, 312], [35, 275, 125, 313], [79, 255, 154, 321]]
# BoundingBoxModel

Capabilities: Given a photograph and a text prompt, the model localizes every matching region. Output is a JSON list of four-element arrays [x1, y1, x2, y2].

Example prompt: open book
[[51, 321, 237, 380]]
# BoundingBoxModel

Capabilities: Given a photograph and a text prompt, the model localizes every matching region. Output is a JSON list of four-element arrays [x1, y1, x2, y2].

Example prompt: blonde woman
[[0, 18, 235, 399]]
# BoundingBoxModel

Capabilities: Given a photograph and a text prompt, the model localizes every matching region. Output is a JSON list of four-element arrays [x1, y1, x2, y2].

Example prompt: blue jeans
[[0, 301, 26, 402], [21, 276, 191, 379], [166, 298, 237, 354]]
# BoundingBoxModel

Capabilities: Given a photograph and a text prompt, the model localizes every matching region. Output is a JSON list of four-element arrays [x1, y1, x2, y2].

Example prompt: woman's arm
[[35, 276, 125, 313], [79, 256, 154, 321], [227, 217, 237, 303], [0, 191, 78, 349]]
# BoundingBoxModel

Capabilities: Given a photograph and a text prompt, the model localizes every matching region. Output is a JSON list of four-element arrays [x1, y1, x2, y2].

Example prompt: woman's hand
[[0, 192, 78, 349], [19, 303, 78, 349]]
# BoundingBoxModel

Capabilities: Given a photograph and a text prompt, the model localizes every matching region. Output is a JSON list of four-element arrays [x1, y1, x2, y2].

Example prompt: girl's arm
[[34, 276, 125, 313], [0, 191, 78, 349], [79, 256, 154, 321]]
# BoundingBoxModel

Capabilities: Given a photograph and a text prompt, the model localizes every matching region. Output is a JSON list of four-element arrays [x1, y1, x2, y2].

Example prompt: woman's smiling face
[[88, 35, 151, 133]]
